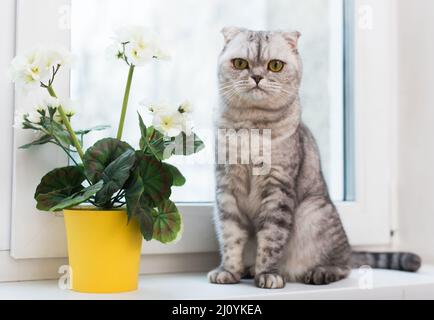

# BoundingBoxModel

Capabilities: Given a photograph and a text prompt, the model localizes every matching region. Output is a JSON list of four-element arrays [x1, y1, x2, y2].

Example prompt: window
[[8, 0, 396, 267], [70, 0, 346, 202], [0, 0, 15, 252]]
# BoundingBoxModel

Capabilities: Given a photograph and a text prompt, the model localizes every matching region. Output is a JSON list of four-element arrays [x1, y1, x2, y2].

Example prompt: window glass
[[71, 0, 346, 202]]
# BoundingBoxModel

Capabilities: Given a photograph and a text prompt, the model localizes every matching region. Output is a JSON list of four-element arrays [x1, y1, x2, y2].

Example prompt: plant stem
[[116, 65, 135, 140], [113, 203, 126, 209], [111, 190, 126, 206], [49, 141, 79, 166], [47, 86, 85, 160]]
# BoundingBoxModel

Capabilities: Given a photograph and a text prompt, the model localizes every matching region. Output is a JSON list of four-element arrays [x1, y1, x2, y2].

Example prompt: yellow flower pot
[[63, 208, 142, 293]]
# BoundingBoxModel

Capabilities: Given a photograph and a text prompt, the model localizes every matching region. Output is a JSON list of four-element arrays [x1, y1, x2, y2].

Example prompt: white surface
[[1, 267, 434, 300], [0, 250, 220, 283]]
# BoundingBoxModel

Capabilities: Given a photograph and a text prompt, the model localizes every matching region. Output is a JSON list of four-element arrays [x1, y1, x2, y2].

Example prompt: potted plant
[[11, 26, 204, 293]]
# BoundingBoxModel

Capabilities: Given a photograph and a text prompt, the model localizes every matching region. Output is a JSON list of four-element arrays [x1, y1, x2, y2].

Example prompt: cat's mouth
[[250, 86, 266, 93]]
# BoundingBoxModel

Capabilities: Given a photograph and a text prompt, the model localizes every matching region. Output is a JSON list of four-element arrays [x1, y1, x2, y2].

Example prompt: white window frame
[[1, 0, 398, 281], [0, 0, 15, 252]]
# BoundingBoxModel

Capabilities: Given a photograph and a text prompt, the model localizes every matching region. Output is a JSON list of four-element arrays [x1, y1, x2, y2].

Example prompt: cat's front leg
[[254, 187, 294, 289], [208, 192, 249, 285]]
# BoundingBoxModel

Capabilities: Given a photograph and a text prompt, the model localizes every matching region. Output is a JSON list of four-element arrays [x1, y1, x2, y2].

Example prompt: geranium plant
[[12, 26, 204, 243]]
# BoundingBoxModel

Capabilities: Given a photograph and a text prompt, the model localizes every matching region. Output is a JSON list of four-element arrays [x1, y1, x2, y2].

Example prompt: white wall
[[397, 0, 434, 262], [0, 0, 15, 250]]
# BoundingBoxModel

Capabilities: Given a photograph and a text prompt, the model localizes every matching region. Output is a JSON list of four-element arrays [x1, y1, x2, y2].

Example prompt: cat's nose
[[251, 75, 263, 85]]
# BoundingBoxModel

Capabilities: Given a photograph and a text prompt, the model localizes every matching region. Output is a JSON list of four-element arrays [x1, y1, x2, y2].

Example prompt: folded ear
[[281, 31, 301, 50], [221, 26, 244, 44]]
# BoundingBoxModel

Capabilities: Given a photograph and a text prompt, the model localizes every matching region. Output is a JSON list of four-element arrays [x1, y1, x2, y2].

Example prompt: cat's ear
[[221, 26, 243, 44], [282, 31, 301, 51]]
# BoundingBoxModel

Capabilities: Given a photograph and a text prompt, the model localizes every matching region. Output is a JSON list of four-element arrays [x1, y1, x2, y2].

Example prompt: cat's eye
[[232, 58, 249, 70], [268, 60, 285, 72]]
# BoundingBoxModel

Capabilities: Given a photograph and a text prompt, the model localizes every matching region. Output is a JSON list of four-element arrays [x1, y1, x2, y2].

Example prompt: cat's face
[[218, 27, 302, 109]]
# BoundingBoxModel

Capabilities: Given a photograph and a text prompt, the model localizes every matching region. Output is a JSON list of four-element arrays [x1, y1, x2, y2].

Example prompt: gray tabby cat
[[209, 27, 421, 289]]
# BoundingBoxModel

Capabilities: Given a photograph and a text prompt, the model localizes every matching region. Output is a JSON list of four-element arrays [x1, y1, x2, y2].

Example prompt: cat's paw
[[208, 268, 241, 284], [302, 266, 348, 285], [255, 273, 285, 289]]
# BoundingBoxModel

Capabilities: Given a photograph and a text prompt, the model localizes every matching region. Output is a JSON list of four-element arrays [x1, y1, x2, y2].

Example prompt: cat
[[208, 27, 421, 289]]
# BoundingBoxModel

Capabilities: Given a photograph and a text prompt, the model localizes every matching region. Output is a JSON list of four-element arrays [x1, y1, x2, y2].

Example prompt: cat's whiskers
[[221, 86, 240, 105], [219, 84, 238, 91], [220, 85, 239, 98], [225, 91, 236, 103], [218, 80, 248, 91]]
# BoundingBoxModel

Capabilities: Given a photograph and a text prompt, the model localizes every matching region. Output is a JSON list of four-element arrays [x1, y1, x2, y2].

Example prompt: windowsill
[[2, 266, 434, 300]]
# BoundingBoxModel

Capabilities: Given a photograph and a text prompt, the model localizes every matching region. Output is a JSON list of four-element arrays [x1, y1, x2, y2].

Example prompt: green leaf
[[19, 134, 53, 149], [19, 117, 83, 152], [166, 132, 205, 156], [135, 151, 173, 205], [75, 125, 110, 135], [137, 205, 155, 241], [22, 122, 40, 130], [34, 166, 86, 211], [162, 163, 186, 186], [138, 114, 166, 160], [125, 171, 145, 221], [137, 112, 147, 147], [83, 138, 133, 183], [50, 120, 74, 147], [50, 180, 104, 212], [94, 149, 136, 207], [152, 199, 182, 244], [146, 127, 166, 159], [124, 170, 154, 241]]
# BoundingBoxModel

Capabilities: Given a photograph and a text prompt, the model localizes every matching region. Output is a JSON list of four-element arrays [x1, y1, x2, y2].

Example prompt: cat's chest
[[233, 170, 267, 217], [227, 145, 300, 218]]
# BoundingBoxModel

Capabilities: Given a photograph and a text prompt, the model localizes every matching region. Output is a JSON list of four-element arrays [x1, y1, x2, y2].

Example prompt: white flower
[[64, 109, 75, 117], [153, 46, 171, 61], [113, 25, 142, 44], [106, 43, 125, 61], [142, 101, 173, 114], [49, 98, 75, 122], [110, 25, 169, 66], [153, 112, 185, 137], [10, 47, 72, 90], [43, 47, 72, 69], [146, 100, 195, 137], [13, 109, 41, 128], [54, 108, 75, 123], [126, 43, 155, 66], [13, 111, 26, 129], [10, 49, 50, 89], [32, 96, 60, 116], [38, 96, 64, 122], [36, 105, 45, 113], [27, 111, 41, 123], [178, 100, 193, 114], [43, 96, 61, 109]]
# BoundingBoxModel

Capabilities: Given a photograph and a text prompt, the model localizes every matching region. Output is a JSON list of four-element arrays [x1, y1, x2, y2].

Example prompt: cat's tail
[[351, 251, 421, 272]]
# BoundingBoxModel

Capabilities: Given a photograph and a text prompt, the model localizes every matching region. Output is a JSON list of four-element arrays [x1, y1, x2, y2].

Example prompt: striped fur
[[209, 27, 421, 289], [351, 252, 421, 272]]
